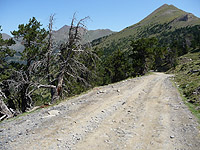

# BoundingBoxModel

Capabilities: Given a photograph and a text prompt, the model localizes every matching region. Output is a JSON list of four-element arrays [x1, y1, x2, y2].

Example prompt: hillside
[[93, 4, 200, 54], [83, 29, 114, 43], [52, 25, 114, 45], [3, 26, 114, 52], [168, 49, 200, 120], [2, 33, 24, 62], [2, 26, 114, 62], [2, 33, 25, 53]]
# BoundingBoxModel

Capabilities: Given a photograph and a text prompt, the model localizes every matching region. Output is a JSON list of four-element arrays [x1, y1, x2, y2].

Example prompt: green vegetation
[[169, 50, 200, 121], [0, 26, 16, 118], [0, 15, 98, 117], [93, 4, 200, 119], [0, 26, 15, 81], [92, 4, 200, 56], [1, 4, 200, 119], [10, 17, 48, 112], [96, 37, 167, 85]]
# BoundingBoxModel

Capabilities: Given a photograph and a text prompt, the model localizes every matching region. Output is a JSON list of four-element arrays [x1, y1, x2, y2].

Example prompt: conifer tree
[[10, 18, 48, 112], [0, 26, 15, 118]]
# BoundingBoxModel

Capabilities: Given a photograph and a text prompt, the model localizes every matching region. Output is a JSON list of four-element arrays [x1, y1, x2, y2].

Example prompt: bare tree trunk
[[51, 72, 64, 104], [47, 14, 55, 101], [0, 90, 13, 119], [20, 84, 32, 112], [49, 14, 92, 104], [47, 14, 54, 83]]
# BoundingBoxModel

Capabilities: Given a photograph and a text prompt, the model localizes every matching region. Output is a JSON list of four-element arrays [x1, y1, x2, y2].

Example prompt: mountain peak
[[158, 4, 177, 10], [159, 4, 176, 8], [137, 3, 187, 26], [151, 3, 181, 16], [94, 4, 200, 50], [160, 4, 169, 8]]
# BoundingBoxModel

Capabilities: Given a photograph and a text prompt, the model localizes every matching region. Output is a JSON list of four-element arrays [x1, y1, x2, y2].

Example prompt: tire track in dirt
[[0, 73, 200, 150]]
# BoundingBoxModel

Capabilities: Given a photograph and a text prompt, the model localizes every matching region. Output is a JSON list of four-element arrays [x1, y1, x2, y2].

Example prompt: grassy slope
[[169, 50, 200, 121], [94, 4, 200, 51]]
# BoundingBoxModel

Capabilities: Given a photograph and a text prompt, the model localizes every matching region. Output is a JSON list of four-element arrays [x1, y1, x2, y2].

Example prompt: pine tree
[[129, 37, 164, 75], [104, 49, 127, 83], [0, 26, 15, 118], [11, 17, 48, 70], [10, 17, 48, 112]]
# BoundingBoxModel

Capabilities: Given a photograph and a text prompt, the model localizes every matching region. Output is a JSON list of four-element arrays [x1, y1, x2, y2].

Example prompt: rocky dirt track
[[0, 73, 200, 150]]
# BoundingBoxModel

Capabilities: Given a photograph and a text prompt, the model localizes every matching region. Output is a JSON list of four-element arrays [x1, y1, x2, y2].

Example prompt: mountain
[[1, 33, 24, 62], [3, 4, 200, 62], [52, 25, 114, 45], [83, 29, 114, 43], [51, 25, 71, 45], [2, 33, 12, 40], [2, 33, 25, 52], [3, 26, 114, 53], [93, 4, 200, 53]]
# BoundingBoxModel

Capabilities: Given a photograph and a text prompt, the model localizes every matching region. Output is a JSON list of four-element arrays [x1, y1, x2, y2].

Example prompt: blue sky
[[0, 0, 200, 35]]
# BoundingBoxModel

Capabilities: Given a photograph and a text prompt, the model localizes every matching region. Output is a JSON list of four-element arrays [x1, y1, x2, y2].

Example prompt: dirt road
[[0, 73, 200, 150]]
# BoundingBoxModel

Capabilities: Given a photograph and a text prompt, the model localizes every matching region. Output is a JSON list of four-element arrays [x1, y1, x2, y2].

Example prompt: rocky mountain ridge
[[2, 26, 114, 53]]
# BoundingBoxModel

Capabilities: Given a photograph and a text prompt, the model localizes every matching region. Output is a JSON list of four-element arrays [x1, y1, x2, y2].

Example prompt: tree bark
[[51, 87, 58, 104], [51, 72, 64, 104], [0, 90, 13, 119], [20, 84, 32, 112]]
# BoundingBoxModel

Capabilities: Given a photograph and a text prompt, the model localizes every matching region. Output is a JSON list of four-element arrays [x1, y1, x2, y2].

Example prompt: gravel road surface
[[0, 73, 200, 150]]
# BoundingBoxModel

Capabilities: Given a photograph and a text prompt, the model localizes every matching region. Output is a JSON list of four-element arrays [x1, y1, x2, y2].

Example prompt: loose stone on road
[[0, 73, 200, 150]]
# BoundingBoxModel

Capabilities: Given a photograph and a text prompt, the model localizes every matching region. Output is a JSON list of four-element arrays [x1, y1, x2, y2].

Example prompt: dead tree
[[6, 14, 97, 111], [50, 14, 96, 103], [46, 14, 55, 84], [0, 89, 13, 120], [44, 14, 57, 100], [6, 69, 33, 112], [0, 27, 15, 118]]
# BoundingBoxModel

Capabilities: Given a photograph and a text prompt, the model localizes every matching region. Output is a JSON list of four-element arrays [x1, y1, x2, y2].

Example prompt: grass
[[173, 80, 200, 123], [169, 50, 200, 123], [95, 4, 200, 52]]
